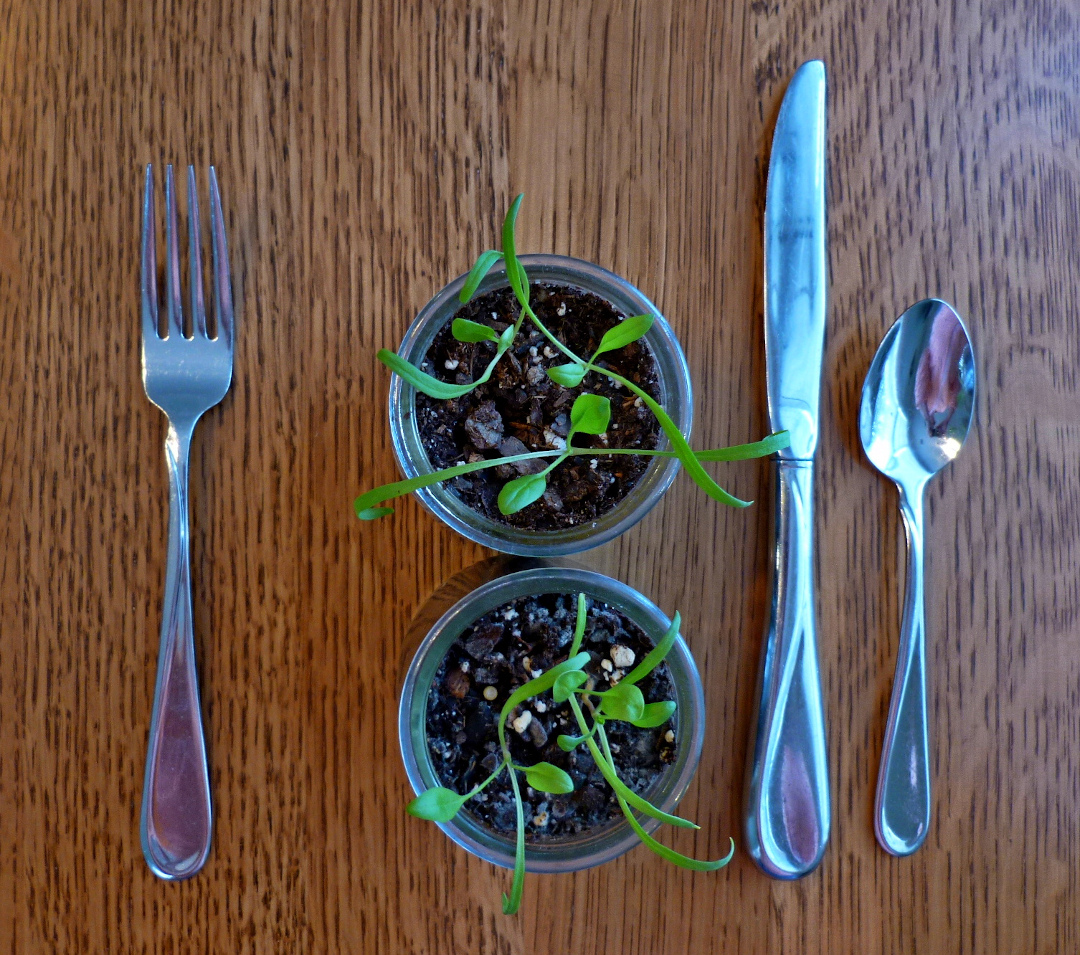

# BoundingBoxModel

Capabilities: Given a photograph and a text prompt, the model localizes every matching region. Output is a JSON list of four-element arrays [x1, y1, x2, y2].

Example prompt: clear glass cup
[[387, 255, 693, 555], [398, 564, 706, 874]]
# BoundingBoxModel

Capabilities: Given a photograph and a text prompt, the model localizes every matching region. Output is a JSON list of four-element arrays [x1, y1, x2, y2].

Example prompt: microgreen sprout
[[356, 195, 789, 521], [407, 593, 735, 915]]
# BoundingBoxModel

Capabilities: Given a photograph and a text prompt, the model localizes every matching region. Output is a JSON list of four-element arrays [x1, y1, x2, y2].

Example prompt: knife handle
[[745, 458, 830, 878]]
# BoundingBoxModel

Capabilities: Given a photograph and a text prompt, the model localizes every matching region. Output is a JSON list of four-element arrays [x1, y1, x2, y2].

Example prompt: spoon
[[859, 298, 976, 856]]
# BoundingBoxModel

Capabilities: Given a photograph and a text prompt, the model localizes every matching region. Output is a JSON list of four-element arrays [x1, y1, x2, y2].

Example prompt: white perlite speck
[[444, 359, 459, 370], [512, 710, 533, 735], [610, 645, 635, 669], [664, 729, 675, 743], [600, 659, 614, 673]]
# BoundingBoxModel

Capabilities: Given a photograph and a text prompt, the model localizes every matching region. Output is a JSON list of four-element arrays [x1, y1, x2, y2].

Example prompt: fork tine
[[208, 167, 233, 349], [164, 165, 185, 338], [187, 166, 208, 338], [140, 165, 160, 341]]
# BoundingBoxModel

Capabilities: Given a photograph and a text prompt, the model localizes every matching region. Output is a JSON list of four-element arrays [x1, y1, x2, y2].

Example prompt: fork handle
[[141, 420, 212, 879]]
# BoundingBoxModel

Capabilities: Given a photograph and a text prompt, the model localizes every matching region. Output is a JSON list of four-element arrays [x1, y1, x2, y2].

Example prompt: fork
[[139, 164, 234, 880]]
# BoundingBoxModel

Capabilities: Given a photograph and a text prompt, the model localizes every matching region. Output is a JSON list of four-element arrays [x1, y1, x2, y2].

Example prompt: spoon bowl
[[861, 299, 976, 485], [859, 298, 976, 856]]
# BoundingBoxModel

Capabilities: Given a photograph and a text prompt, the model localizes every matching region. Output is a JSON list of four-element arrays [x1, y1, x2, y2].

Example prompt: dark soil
[[415, 282, 662, 531], [424, 592, 678, 843]]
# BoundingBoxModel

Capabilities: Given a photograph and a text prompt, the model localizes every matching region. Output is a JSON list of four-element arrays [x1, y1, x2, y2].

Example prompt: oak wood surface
[[1, 0, 1077, 951]]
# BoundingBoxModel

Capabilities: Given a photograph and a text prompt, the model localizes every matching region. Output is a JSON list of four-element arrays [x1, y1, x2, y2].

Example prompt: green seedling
[[356, 195, 789, 521], [407, 594, 735, 915]]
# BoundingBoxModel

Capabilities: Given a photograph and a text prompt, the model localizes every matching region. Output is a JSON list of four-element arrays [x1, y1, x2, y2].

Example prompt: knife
[[744, 60, 830, 879]]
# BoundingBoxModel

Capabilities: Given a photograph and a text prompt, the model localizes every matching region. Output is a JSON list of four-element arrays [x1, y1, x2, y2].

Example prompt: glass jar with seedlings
[[357, 196, 788, 554], [399, 565, 734, 915]]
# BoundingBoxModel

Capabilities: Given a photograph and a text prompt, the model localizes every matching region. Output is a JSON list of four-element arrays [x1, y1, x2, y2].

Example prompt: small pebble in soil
[[610, 645, 635, 669], [446, 668, 470, 699], [483, 686, 498, 701]]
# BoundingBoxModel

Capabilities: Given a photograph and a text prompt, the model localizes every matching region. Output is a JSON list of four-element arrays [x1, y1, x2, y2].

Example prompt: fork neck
[[165, 416, 199, 457]]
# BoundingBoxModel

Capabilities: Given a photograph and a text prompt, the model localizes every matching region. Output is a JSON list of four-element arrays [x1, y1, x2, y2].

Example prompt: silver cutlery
[[859, 299, 975, 856], [745, 60, 831, 879], [139, 164, 234, 880]]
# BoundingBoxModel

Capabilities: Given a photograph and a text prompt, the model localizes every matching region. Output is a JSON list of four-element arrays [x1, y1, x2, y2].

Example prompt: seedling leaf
[[695, 431, 791, 461], [354, 449, 556, 520], [630, 700, 677, 728], [569, 593, 587, 656], [355, 505, 394, 520], [552, 669, 588, 703], [593, 314, 654, 357], [407, 787, 471, 822], [568, 393, 610, 437], [379, 346, 506, 400], [460, 249, 505, 303], [452, 318, 500, 343], [618, 795, 736, 872], [598, 682, 644, 722], [502, 194, 529, 309], [547, 362, 587, 387], [523, 762, 574, 794], [497, 472, 548, 515]]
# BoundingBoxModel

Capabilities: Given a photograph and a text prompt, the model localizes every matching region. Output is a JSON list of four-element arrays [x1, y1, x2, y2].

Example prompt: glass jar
[[387, 255, 693, 555], [398, 564, 706, 873]]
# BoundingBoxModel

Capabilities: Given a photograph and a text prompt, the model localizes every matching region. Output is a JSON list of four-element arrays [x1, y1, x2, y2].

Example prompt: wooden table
[[2, 1, 1077, 951]]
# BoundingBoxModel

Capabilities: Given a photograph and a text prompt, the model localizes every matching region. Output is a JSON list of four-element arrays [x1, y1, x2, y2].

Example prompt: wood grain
[[1, 0, 1078, 951]]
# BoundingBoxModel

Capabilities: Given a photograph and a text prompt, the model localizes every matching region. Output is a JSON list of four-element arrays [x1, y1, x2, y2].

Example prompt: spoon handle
[[745, 460, 830, 878], [875, 485, 931, 855]]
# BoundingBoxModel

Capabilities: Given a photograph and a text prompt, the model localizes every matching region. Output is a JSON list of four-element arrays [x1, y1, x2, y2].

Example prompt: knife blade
[[744, 59, 831, 879]]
